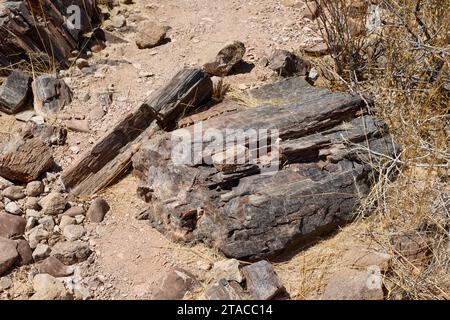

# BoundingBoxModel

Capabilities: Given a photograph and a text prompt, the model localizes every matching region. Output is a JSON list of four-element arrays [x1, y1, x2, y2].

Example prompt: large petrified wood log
[[62, 68, 212, 197], [0, 0, 100, 72], [133, 77, 398, 260], [0, 137, 54, 183]]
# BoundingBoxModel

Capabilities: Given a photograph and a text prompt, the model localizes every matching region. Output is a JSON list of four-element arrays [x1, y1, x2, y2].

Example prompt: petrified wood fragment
[[133, 77, 398, 260], [0, 70, 31, 114]]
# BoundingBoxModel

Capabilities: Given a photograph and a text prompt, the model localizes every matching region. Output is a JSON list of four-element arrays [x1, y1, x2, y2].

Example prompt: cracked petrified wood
[[0, 0, 99, 72], [132, 77, 398, 260]]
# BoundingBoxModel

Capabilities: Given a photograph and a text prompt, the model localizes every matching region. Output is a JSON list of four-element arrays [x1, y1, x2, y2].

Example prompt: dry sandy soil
[[0, 0, 374, 300]]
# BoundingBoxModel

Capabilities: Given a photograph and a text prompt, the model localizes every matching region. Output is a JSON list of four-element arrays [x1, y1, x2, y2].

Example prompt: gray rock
[[242, 261, 285, 300], [212, 259, 242, 283], [25, 197, 41, 210], [32, 243, 51, 262], [28, 225, 50, 249], [5, 202, 22, 215], [2, 186, 25, 200], [51, 241, 92, 265], [30, 274, 71, 300], [268, 49, 311, 77], [59, 215, 76, 229], [32, 75, 72, 116], [0, 213, 26, 239], [0, 70, 32, 114], [86, 198, 110, 223], [111, 15, 126, 28], [0, 276, 12, 292], [63, 225, 85, 241], [203, 279, 247, 300], [0, 177, 13, 191], [39, 193, 66, 215], [38, 216, 55, 232], [26, 181, 44, 197]]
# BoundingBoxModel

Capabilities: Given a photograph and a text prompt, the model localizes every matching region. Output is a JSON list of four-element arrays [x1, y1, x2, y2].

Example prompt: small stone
[[151, 267, 198, 300], [5, 202, 22, 215], [322, 268, 384, 300], [25, 197, 41, 210], [212, 259, 242, 283], [38, 216, 55, 232], [135, 21, 167, 49], [51, 241, 92, 265], [268, 49, 311, 77], [79, 92, 90, 102], [75, 215, 85, 224], [75, 58, 89, 69], [0, 276, 12, 292], [60, 215, 76, 229], [30, 115, 45, 125], [304, 42, 329, 56], [86, 197, 110, 223], [98, 92, 112, 107], [111, 15, 126, 29], [32, 75, 72, 116], [0, 177, 13, 190], [63, 224, 85, 241], [33, 243, 51, 262], [204, 41, 246, 76], [15, 110, 35, 122], [31, 274, 71, 300], [28, 225, 50, 249], [39, 193, 66, 215], [0, 212, 26, 239], [66, 119, 90, 133], [89, 106, 106, 120], [26, 181, 44, 197], [308, 67, 319, 81], [15, 239, 33, 265], [25, 209, 42, 219], [203, 279, 247, 300], [196, 261, 212, 271], [37, 256, 73, 278], [0, 237, 19, 276], [2, 186, 25, 200], [242, 261, 285, 300]]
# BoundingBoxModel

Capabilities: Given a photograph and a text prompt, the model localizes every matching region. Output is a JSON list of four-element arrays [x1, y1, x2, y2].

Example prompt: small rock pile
[[0, 173, 110, 299]]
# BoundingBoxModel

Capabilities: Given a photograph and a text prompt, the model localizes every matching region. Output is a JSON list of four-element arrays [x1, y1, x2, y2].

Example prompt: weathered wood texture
[[62, 68, 212, 196], [133, 77, 398, 260], [0, 0, 100, 72], [0, 70, 31, 114], [0, 137, 54, 183]]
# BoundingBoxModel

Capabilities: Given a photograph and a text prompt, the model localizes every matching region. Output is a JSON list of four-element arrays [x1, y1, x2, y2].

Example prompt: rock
[[38, 216, 55, 232], [151, 268, 198, 300], [135, 21, 167, 49], [65, 119, 90, 133], [26, 181, 44, 197], [203, 279, 247, 300], [89, 106, 106, 120], [39, 193, 66, 215], [63, 206, 85, 217], [121, 0, 133, 4], [63, 225, 85, 241], [268, 49, 311, 77], [86, 198, 110, 223], [390, 233, 431, 269], [322, 268, 384, 300], [204, 41, 246, 76], [31, 274, 71, 300], [22, 122, 67, 146], [25, 197, 40, 210], [0, 276, 12, 292], [111, 15, 126, 29], [32, 75, 72, 116], [342, 247, 392, 271], [75, 58, 89, 69], [97, 92, 112, 107], [28, 225, 50, 249], [59, 216, 76, 229], [15, 110, 36, 122], [0, 237, 19, 275], [0, 177, 13, 191], [212, 259, 242, 283], [242, 261, 285, 300], [0, 70, 32, 114], [0, 213, 26, 239], [75, 215, 84, 224], [14, 239, 33, 265], [300, 2, 318, 20], [51, 241, 92, 265], [37, 256, 73, 278], [304, 42, 329, 56], [2, 186, 25, 200], [0, 138, 54, 183], [5, 202, 22, 215], [308, 67, 319, 81], [32, 243, 51, 262]]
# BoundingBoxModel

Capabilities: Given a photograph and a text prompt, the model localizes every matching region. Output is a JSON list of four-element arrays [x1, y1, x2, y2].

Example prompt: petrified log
[[0, 70, 31, 114], [0, 137, 54, 183], [32, 75, 72, 117], [0, 0, 100, 72], [133, 77, 398, 260], [62, 68, 212, 196]]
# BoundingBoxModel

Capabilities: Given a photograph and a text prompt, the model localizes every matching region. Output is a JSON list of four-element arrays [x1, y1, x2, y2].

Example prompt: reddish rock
[[86, 198, 110, 223], [0, 213, 26, 239]]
